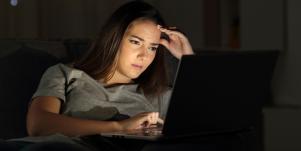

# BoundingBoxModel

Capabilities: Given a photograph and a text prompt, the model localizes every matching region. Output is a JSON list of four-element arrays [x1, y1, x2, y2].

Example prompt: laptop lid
[[162, 50, 278, 137]]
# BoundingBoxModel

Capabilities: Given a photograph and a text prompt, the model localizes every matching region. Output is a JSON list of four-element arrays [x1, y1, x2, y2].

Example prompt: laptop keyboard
[[123, 125, 163, 136], [142, 126, 162, 136]]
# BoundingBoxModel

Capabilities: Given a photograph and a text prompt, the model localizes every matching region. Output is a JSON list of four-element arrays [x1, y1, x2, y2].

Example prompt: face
[[109, 20, 161, 84]]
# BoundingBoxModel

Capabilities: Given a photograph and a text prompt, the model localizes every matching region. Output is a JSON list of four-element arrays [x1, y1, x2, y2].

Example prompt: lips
[[132, 64, 143, 69]]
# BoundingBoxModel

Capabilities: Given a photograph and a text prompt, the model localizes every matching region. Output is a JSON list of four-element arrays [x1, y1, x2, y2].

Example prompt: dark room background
[[1, 0, 301, 150]]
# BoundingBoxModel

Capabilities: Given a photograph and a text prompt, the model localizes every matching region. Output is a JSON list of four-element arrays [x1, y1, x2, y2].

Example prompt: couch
[[0, 39, 90, 139]]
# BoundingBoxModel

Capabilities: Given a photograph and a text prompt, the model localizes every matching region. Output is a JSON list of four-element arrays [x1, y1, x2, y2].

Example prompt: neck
[[101, 72, 133, 86]]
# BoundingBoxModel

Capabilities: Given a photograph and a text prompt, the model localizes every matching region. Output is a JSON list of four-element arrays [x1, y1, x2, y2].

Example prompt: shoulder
[[33, 63, 87, 101], [43, 63, 84, 81], [45, 63, 76, 75]]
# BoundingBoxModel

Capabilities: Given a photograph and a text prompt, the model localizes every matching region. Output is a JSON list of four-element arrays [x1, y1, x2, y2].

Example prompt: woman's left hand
[[158, 25, 194, 59]]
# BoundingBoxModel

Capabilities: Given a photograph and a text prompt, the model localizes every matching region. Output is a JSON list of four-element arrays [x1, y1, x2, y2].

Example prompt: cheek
[[146, 53, 156, 65], [119, 44, 134, 60]]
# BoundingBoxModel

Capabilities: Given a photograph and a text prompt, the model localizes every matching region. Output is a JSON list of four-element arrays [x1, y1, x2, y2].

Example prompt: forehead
[[125, 19, 161, 40]]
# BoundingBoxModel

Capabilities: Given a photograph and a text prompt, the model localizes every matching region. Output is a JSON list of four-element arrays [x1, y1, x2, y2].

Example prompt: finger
[[140, 119, 150, 128], [166, 30, 187, 40], [150, 112, 156, 124], [160, 30, 183, 44], [153, 112, 159, 124], [154, 112, 159, 124], [141, 112, 160, 125], [137, 113, 152, 126], [159, 27, 172, 35], [167, 26, 177, 30], [141, 113, 153, 127], [157, 118, 164, 124], [159, 27, 187, 41], [148, 112, 158, 125], [157, 25, 177, 30], [159, 39, 170, 49], [146, 116, 153, 127], [155, 112, 159, 122], [157, 24, 162, 29]]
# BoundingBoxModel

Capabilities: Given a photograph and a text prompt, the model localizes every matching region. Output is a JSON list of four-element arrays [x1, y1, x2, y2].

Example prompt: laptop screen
[[162, 50, 278, 137]]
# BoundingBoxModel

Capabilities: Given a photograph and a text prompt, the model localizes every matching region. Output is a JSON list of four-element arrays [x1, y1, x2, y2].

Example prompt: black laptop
[[100, 50, 279, 141]]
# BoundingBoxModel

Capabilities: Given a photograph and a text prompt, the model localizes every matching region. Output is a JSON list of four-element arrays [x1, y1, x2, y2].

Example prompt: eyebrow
[[129, 35, 159, 46]]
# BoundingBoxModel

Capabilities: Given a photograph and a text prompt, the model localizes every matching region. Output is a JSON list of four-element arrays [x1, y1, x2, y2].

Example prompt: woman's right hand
[[158, 25, 194, 59], [117, 112, 164, 131]]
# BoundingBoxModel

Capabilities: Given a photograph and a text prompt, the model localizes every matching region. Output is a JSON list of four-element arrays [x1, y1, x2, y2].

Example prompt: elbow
[[26, 120, 44, 137], [27, 129, 39, 137], [27, 122, 54, 137], [26, 96, 62, 136], [26, 111, 51, 137]]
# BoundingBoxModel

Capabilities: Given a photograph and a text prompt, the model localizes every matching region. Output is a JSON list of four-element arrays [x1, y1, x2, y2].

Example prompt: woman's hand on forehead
[[157, 25, 194, 59]]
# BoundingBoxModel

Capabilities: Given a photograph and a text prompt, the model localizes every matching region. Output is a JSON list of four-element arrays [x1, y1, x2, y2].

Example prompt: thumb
[[157, 118, 164, 124], [138, 115, 152, 128]]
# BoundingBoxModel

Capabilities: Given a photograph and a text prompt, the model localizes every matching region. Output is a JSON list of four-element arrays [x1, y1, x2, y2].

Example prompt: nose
[[137, 46, 149, 59]]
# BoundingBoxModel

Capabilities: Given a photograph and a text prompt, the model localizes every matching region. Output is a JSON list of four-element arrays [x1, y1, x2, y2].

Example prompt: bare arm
[[26, 96, 122, 137], [27, 96, 163, 137]]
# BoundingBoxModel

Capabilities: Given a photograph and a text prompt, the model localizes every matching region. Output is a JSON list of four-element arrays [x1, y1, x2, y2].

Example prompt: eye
[[129, 39, 140, 45], [149, 47, 158, 51]]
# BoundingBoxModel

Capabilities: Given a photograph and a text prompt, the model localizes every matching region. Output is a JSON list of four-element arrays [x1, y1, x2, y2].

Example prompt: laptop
[[100, 50, 279, 141]]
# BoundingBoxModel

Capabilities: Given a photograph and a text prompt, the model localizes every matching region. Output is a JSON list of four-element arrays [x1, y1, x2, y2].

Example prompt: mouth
[[131, 64, 143, 69]]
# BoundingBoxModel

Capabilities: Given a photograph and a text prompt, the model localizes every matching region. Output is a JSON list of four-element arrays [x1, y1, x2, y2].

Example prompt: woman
[[5, 1, 194, 150], [27, 1, 193, 137]]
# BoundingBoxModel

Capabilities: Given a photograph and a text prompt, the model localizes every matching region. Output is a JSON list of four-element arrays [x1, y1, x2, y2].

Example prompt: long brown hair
[[74, 1, 169, 97]]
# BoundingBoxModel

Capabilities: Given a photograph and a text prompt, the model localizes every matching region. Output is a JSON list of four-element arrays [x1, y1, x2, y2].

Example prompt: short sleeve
[[32, 64, 67, 103]]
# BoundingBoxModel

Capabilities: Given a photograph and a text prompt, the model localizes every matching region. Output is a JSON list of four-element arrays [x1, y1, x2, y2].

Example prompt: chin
[[131, 75, 140, 79], [129, 73, 141, 79]]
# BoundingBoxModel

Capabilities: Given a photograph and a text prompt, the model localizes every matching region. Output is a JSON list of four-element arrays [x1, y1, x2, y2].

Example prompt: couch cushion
[[0, 40, 22, 58], [0, 46, 59, 139], [20, 40, 68, 59]]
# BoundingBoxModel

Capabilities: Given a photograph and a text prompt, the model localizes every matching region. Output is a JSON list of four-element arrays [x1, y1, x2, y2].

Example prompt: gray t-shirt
[[32, 63, 171, 120], [10, 63, 171, 143]]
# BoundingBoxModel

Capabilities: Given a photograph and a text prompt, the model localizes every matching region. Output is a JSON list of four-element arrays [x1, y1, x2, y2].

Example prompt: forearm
[[27, 110, 122, 137]]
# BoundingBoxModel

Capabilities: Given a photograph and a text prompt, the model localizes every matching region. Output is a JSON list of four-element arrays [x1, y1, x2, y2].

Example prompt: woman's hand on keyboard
[[117, 112, 164, 130]]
